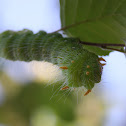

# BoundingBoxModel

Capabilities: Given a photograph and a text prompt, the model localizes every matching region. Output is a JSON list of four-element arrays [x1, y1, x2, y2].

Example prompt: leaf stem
[[79, 40, 125, 53], [52, 14, 120, 33], [79, 41, 125, 47]]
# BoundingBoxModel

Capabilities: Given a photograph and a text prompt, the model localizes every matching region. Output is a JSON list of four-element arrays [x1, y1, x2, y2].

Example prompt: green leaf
[[60, 0, 126, 55]]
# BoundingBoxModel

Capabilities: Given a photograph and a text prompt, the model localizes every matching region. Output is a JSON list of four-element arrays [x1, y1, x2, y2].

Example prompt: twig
[[101, 47, 124, 53], [79, 40, 125, 53], [52, 14, 120, 33], [79, 41, 125, 47]]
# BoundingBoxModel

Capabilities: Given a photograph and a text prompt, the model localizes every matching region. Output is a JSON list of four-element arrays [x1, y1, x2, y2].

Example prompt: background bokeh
[[0, 0, 126, 126]]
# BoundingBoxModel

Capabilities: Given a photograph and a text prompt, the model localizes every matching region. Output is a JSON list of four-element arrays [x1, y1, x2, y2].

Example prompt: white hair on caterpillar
[[2, 59, 63, 84], [29, 61, 63, 84]]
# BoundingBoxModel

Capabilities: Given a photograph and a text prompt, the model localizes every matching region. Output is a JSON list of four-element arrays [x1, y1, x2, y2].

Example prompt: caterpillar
[[0, 29, 106, 95]]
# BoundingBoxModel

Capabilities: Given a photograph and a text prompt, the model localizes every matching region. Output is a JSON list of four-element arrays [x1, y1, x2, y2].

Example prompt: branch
[[52, 14, 120, 33], [79, 41, 125, 47], [79, 40, 125, 53]]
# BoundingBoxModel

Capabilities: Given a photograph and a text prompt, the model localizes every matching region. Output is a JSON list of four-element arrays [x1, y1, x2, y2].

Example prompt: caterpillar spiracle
[[0, 29, 106, 95]]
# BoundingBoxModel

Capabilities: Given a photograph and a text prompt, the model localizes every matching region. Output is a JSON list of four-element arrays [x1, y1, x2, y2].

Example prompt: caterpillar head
[[81, 55, 103, 90], [66, 51, 105, 91]]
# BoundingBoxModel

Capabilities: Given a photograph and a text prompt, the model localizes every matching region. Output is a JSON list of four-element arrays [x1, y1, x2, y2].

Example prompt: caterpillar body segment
[[0, 29, 103, 93]]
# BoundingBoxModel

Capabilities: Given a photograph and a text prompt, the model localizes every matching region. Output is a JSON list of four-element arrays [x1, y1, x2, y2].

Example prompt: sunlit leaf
[[60, 0, 126, 55]]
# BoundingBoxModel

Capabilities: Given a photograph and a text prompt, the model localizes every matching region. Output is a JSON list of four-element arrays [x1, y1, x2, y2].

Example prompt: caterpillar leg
[[60, 66, 68, 69], [101, 63, 106, 66], [61, 86, 69, 90], [98, 57, 106, 62], [84, 89, 91, 96], [99, 57, 106, 66]]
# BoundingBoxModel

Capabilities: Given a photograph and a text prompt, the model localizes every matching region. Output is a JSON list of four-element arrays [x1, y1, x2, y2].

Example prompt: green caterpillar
[[0, 29, 105, 95]]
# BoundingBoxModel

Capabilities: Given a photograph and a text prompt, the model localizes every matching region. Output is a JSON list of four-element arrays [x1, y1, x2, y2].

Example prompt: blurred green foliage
[[0, 75, 76, 126], [0, 70, 104, 126]]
